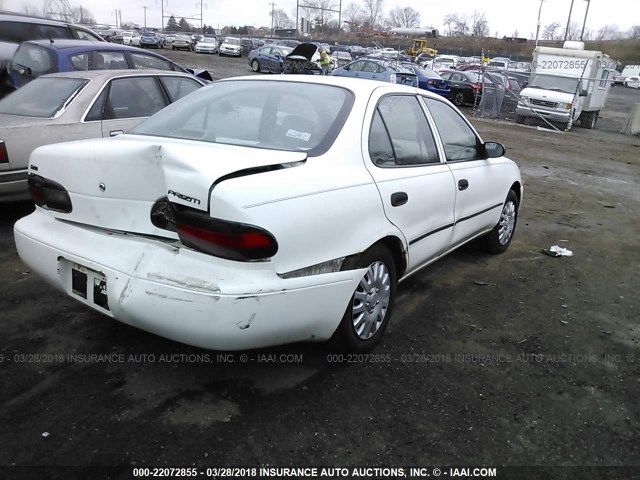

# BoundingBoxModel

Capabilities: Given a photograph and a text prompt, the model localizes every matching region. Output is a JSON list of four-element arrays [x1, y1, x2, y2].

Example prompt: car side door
[[84, 76, 169, 137], [362, 93, 457, 274], [422, 97, 508, 245]]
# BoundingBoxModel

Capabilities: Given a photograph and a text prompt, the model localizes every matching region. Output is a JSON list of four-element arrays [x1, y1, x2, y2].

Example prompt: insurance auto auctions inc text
[[251, 466, 497, 477]]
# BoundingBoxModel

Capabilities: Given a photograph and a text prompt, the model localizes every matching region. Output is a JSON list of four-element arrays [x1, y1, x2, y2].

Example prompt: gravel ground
[[0, 49, 639, 479]]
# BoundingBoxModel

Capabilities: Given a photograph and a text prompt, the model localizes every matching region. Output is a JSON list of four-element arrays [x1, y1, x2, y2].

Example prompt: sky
[[3, 0, 639, 38]]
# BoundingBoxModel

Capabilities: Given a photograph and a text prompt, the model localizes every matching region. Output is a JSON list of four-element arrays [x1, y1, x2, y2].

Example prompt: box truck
[[516, 41, 615, 130]]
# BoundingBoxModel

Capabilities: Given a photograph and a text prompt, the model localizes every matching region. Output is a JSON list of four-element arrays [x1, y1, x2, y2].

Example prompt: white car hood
[[521, 87, 574, 103], [29, 135, 307, 236]]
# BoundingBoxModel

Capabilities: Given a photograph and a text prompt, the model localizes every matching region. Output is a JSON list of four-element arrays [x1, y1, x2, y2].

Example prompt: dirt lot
[[0, 51, 639, 479]]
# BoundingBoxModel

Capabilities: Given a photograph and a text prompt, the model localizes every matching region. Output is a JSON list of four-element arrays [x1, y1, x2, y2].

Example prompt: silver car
[[0, 69, 205, 202]]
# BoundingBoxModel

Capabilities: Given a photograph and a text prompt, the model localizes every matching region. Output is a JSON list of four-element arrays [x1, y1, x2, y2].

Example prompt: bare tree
[[542, 21, 561, 40], [387, 6, 420, 28], [442, 13, 456, 36], [595, 24, 620, 40], [630, 25, 640, 39], [362, 0, 384, 27], [344, 2, 364, 27], [312, 0, 334, 33], [471, 11, 488, 37], [565, 21, 581, 40], [69, 6, 95, 24], [271, 8, 293, 29], [452, 13, 469, 36]]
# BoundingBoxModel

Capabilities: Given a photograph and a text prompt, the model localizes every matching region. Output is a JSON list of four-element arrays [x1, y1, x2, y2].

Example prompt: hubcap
[[352, 261, 391, 340], [252, 61, 258, 71], [498, 201, 516, 245]]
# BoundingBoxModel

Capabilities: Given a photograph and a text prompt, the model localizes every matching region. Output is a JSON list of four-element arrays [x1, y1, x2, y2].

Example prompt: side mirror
[[343, 65, 350, 71], [484, 141, 506, 159], [579, 89, 588, 97]]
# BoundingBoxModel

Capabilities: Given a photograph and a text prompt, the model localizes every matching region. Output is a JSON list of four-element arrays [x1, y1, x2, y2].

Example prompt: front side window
[[0, 77, 87, 118], [131, 80, 354, 156], [103, 77, 167, 120], [129, 52, 172, 71], [368, 95, 439, 167], [159, 76, 202, 102], [423, 97, 484, 162]]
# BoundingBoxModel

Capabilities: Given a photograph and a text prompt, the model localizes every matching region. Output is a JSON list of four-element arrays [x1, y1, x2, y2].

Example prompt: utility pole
[[157, 0, 167, 31], [143, 6, 148, 29], [197, 2, 207, 33], [269, 1, 276, 35], [580, 0, 591, 41], [535, 0, 544, 47], [563, 0, 575, 42]]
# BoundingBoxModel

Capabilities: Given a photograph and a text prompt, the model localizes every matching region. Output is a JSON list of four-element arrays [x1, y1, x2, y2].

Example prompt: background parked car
[[139, 31, 163, 49], [0, 69, 205, 202], [6, 39, 212, 91], [241, 38, 265, 56], [219, 37, 242, 57], [624, 75, 640, 88], [438, 70, 483, 106], [332, 57, 417, 87], [171, 35, 192, 51], [248, 44, 293, 73], [400, 63, 450, 98], [331, 51, 352, 67], [194, 37, 219, 54]]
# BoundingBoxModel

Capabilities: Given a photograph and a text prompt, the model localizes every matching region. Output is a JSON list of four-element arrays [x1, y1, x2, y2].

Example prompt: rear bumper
[[14, 211, 362, 350], [0, 168, 29, 202]]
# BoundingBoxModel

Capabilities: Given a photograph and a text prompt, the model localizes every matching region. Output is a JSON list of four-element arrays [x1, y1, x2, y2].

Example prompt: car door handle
[[390, 192, 408, 207], [458, 179, 469, 191], [109, 130, 124, 137]]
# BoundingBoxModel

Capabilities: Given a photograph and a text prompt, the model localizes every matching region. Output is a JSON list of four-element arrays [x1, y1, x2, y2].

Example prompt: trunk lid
[[29, 134, 306, 236]]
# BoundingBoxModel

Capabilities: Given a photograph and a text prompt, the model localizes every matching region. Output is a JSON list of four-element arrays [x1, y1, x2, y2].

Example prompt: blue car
[[139, 31, 163, 49], [7, 39, 211, 90], [248, 44, 293, 73], [400, 62, 450, 98], [331, 57, 417, 87]]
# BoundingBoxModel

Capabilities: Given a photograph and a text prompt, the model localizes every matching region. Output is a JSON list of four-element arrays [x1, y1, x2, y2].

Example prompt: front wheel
[[453, 91, 466, 107], [515, 115, 525, 124], [330, 245, 397, 352], [479, 190, 519, 254]]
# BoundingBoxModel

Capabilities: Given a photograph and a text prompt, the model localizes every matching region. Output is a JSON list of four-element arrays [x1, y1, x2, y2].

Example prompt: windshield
[[0, 77, 88, 118], [224, 38, 240, 45], [202, 38, 216, 43], [528, 74, 579, 94], [131, 80, 354, 156]]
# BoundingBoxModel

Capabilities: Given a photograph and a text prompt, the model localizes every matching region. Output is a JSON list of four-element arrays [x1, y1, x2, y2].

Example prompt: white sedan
[[624, 76, 640, 89], [14, 76, 522, 352]]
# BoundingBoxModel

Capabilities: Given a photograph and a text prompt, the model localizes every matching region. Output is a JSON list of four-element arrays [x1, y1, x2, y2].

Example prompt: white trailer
[[516, 41, 615, 130]]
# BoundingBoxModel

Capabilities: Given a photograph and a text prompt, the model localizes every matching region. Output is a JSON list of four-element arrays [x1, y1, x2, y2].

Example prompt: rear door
[[93, 76, 169, 137], [362, 93, 457, 273]]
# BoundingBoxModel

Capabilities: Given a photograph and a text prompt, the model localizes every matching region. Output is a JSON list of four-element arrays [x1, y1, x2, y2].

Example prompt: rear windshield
[[13, 43, 57, 76], [131, 80, 354, 156], [0, 77, 88, 118]]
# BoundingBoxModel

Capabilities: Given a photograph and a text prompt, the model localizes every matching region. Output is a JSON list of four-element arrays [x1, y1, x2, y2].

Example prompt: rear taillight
[[0, 141, 7, 164], [28, 174, 73, 213], [172, 204, 277, 261]]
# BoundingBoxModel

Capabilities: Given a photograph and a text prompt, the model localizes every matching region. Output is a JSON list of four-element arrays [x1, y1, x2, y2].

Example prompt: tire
[[251, 59, 261, 72], [330, 245, 397, 352], [453, 91, 466, 107], [172, 46, 175, 50], [515, 115, 525, 124], [479, 190, 519, 254], [580, 111, 597, 129]]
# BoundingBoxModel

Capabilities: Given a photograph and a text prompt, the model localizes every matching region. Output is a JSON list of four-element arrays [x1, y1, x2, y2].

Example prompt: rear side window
[[0, 21, 68, 42], [73, 28, 102, 41], [159, 76, 202, 102], [13, 44, 57, 76], [93, 51, 128, 69], [0, 77, 88, 118]]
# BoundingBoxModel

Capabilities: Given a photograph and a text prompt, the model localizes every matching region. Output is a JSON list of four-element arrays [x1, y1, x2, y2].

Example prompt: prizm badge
[[168, 190, 201, 205]]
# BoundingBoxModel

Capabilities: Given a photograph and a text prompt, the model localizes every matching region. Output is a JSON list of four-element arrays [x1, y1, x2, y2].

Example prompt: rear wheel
[[251, 59, 261, 72], [330, 245, 397, 352], [453, 91, 466, 107], [479, 190, 519, 254]]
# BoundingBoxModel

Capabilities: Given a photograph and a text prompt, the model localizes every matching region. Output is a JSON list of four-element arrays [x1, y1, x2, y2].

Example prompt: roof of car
[[0, 10, 83, 27], [23, 39, 142, 51], [41, 69, 196, 80], [219, 74, 437, 98]]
